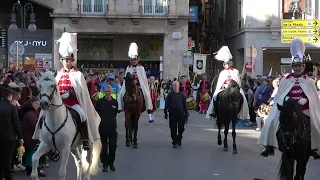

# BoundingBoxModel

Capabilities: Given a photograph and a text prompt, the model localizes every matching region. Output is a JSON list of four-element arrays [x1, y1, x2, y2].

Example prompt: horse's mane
[[125, 78, 135, 96], [39, 71, 56, 84], [222, 80, 241, 96]]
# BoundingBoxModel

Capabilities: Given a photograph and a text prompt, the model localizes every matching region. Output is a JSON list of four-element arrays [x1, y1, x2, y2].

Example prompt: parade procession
[[2, 1, 320, 180]]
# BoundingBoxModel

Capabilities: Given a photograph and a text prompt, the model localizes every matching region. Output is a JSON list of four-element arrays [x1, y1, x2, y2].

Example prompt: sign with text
[[0, 28, 7, 48], [281, 19, 320, 44], [281, 28, 319, 35], [281, 35, 320, 43], [281, 19, 320, 27], [189, 6, 198, 23]]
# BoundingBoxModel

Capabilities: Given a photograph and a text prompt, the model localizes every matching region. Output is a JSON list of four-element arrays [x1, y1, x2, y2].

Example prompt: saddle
[[38, 106, 82, 134]]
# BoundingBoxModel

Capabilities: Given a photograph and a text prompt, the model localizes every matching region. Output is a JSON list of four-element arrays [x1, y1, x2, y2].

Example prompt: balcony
[[80, 4, 108, 15], [141, 6, 168, 16]]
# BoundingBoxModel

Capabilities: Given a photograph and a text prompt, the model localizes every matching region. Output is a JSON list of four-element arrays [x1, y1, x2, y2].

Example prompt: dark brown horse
[[123, 72, 143, 148], [277, 98, 311, 180]]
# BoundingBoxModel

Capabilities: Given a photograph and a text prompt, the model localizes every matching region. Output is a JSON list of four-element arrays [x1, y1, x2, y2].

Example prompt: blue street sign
[[189, 6, 198, 23]]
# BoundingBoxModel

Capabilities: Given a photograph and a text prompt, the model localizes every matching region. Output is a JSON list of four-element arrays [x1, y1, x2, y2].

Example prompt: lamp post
[[9, 0, 37, 70]]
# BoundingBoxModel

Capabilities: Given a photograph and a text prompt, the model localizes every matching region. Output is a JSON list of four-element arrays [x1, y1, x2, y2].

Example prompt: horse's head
[[228, 80, 240, 90], [39, 71, 59, 110], [124, 72, 135, 95], [278, 97, 297, 131]]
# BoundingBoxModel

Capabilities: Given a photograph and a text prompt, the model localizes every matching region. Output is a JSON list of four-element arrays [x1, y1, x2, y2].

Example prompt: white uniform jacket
[[118, 65, 153, 111], [206, 69, 250, 120], [258, 75, 320, 154], [33, 68, 101, 142]]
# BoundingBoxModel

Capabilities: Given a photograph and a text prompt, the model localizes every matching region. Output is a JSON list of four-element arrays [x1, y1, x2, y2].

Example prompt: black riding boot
[[260, 146, 274, 157], [311, 150, 320, 160], [80, 122, 90, 151]]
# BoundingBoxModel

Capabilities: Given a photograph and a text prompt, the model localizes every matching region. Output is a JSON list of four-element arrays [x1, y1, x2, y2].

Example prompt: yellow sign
[[281, 36, 320, 43], [281, 19, 320, 27], [281, 28, 319, 35]]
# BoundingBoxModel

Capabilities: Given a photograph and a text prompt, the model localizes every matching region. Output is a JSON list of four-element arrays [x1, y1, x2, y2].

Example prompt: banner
[[193, 54, 207, 74], [189, 6, 198, 23]]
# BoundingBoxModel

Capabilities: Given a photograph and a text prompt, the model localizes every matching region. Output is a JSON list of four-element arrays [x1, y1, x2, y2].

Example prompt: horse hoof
[[217, 139, 222, 145], [223, 147, 229, 152], [233, 149, 238, 154], [132, 144, 138, 148]]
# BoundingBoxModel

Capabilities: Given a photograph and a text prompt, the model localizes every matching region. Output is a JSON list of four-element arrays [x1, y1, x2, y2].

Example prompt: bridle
[[40, 78, 64, 109]]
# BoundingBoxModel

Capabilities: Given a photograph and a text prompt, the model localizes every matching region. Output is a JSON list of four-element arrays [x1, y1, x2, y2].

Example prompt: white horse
[[31, 71, 101, 180]]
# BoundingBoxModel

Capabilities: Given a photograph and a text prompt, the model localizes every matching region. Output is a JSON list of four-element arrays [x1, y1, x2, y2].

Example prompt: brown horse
[[123, 72, 143, 148]]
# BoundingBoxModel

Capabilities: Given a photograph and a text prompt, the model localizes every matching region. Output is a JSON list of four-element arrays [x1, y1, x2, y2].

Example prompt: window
[[142, 0, 168, 15], [82, 0, 106, 14]]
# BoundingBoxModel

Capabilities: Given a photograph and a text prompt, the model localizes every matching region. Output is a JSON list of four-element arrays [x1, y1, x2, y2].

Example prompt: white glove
[[285, 96, 289, 101], [61, 92, 69, 99], [298, 98, 308, 105]]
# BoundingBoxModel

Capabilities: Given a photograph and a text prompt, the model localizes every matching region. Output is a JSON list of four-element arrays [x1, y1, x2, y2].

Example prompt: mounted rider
[[258, 38, 320, 159], [32, 32, 101, 150], [117, 42, 154, 122], [206, 46, 250, 120]]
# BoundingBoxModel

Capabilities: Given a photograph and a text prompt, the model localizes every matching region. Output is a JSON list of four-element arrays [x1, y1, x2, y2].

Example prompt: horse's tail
[[81, 139, 102, 175], [278, 151, 294, 180]]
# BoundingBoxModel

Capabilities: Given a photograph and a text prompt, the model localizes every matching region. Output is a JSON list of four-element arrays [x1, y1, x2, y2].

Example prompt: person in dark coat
[[164, 81, 189, 148], [96, 85, 118, 172], [0, 88, 23, 180]]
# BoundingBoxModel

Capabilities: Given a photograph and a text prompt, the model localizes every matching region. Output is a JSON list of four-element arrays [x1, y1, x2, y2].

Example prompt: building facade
[[31, 0, 189, 79], [222, 0, 320, 77]]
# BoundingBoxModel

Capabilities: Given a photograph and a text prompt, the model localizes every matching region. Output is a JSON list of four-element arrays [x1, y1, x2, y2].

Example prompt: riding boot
[[311, 150, 320, 160], [80, 121, 90, 151], [260, 146, 274, 157]]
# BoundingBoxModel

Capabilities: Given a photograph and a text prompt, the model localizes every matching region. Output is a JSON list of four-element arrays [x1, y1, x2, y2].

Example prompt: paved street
[[14, 110, 320, 180]]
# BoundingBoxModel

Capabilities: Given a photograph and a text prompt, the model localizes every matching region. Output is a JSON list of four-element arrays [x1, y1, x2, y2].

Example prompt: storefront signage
[[35, 53, 52, 59], [281, 35, 319, 43], [77, 60, 160, 77], [14, 40, 47, 47], [0, 28, 7, 48], [281, 19, 320, 27]]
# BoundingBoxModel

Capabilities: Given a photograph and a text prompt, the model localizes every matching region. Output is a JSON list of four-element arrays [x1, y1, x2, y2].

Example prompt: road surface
[[14, 111, 320, 180]]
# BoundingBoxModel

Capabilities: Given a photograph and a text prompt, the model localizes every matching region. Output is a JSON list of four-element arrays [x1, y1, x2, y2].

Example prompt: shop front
[[7, 29, 52, 71]]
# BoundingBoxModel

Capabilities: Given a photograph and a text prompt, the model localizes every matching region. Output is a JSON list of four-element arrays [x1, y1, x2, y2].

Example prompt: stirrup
[[82, 140, 90, 151]]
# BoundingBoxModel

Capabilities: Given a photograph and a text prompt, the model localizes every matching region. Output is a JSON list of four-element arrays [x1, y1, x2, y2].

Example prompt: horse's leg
[[294, 150, 310, 180], [132, 116, 139, 148], [125, 113, 132, 147], [31, 142, 50, 180], [217, 116, 222, 146], [223, 119, 230, 152], [84, 146, 93, 180], [58, 148, 71, 180], [71, 148, 82, 180], [231, 117, 238, 154]]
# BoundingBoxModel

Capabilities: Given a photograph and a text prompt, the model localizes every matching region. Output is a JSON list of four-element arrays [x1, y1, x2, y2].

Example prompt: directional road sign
[[281, 36, 320, 43], [281, 28, 319, 35], [281, 19, 320, 27]]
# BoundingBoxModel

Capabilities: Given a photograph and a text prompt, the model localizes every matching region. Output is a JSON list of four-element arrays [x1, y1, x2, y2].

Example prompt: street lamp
[[9, 0, 37, 32]]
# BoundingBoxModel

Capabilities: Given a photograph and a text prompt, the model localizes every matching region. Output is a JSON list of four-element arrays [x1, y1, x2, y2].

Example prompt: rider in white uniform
[[206, 46, 250, 121], [117, 42, 153, 121], [258, 38, 320, 159]]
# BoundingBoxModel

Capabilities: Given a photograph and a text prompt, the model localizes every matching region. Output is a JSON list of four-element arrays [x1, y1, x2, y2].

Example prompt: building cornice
[[50, 13, 189, 20], [225, 26, 281, 39]]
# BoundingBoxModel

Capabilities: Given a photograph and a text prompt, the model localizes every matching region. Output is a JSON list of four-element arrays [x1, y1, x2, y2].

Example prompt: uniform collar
[[286, 73, 306, 79], [59, 66, 77, 73]]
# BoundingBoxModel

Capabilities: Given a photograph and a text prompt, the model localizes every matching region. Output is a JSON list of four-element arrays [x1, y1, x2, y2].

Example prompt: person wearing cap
[[99, 74, 120, 100], [118, 42, 153, 122], [206, 46, 250, 121], [258, 38, 320, 159], [33, 32, 101, 151]]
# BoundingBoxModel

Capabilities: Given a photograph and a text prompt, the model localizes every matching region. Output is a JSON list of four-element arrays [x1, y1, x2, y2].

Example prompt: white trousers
[[71, 104, 86, 123]]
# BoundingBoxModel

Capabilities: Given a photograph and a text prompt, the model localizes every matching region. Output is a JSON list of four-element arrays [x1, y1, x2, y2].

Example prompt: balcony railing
[[80, 4, 108, 15], [141, 6, 168, 16]]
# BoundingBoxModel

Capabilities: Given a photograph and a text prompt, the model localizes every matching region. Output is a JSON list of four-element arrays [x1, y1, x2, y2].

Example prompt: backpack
[[257, 85, 267, 104]]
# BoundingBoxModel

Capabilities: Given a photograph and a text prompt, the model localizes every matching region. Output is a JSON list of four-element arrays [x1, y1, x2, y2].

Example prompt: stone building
[[221, 0, 320, 77], [31, 0, 189, 79]]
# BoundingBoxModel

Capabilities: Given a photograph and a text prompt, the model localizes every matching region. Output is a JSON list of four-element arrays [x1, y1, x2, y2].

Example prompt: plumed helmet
[[128, 42, 139, 59], [108, 73, 115, 80], [215, 46, 233, 63], [57, 32, 77, 60], [290, 38, 305, 65]]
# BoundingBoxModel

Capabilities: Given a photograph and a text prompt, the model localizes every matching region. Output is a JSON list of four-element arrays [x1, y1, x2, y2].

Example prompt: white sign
[[43, 61, 52, 69], [281, 58, 292, 64], [193, 53, 207, 74], [172, 32, 182, 39], [14, 40, 48, 47], [35, 60, 43, 68], [35, 53, 52, 60]]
